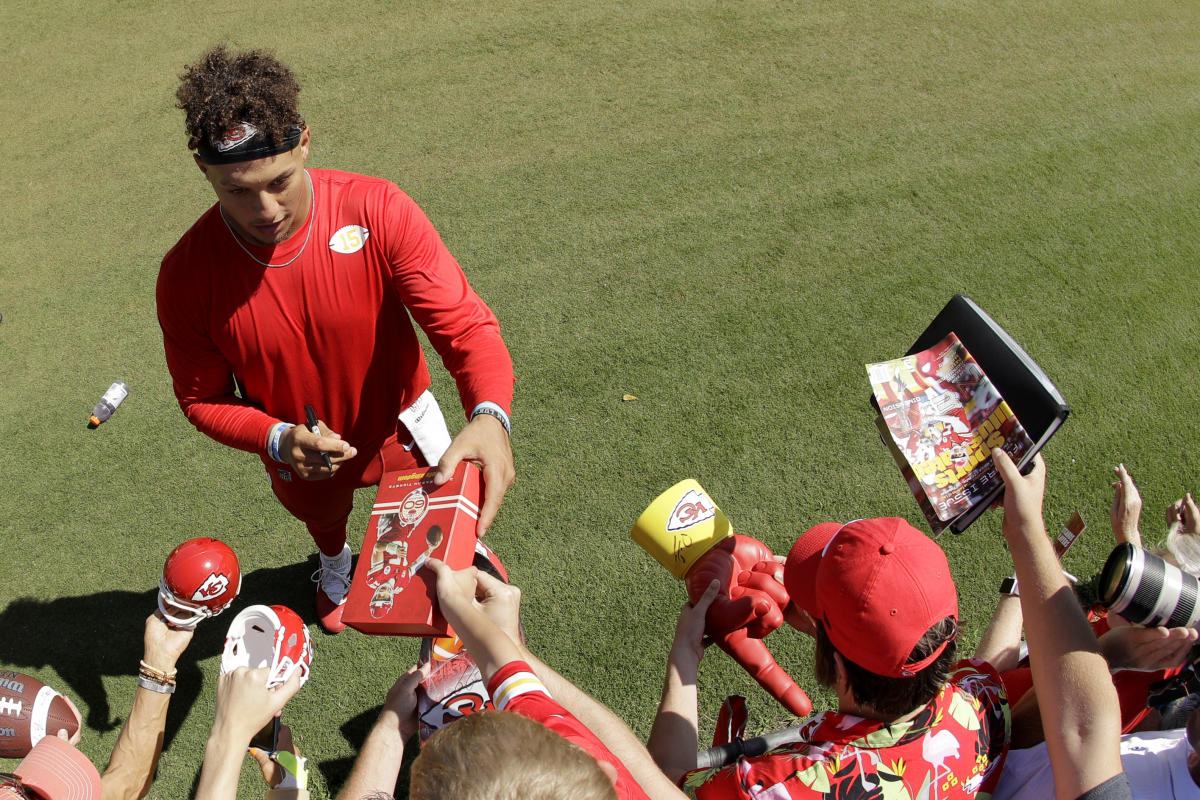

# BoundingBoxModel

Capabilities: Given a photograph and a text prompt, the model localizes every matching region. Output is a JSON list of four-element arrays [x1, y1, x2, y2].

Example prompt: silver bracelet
[[137, 675, 175, 694]]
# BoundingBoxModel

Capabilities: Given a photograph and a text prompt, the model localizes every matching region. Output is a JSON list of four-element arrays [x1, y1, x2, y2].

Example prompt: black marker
[[304, 404, 334, 471]]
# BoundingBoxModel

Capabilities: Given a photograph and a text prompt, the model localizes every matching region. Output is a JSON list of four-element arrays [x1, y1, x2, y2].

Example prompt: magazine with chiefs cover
[[342, 462, 481, 636], [868, 332, 1033, 535], [415, 540, 512, 739], [415, 634, 494, 740]]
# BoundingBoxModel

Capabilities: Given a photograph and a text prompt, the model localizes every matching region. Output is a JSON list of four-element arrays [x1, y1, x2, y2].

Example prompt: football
[[0, 670, 81, 758]]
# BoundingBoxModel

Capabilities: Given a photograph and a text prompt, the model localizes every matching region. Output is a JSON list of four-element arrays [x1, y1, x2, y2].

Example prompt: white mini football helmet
[[220, 604, 313, 688]]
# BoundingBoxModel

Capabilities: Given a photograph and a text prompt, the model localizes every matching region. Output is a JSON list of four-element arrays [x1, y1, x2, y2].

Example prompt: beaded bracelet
[[138, 660, 177, 682]]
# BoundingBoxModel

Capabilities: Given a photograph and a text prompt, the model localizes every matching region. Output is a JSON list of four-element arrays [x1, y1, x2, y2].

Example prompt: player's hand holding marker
[[279, 416, 357, 480]]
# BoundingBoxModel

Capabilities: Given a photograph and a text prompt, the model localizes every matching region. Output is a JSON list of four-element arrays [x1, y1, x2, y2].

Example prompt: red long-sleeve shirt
[[157, 169, 513, 457]]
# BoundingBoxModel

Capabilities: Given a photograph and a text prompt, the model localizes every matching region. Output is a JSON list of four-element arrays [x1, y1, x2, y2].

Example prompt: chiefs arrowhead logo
[[666, 489, 716, 532], [420, 682, 488, 729], [191, 573, 230, 601], [213, 122, 259, 153]]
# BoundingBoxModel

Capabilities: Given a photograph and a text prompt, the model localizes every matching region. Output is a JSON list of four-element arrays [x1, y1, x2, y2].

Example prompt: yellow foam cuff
[[631, 479, 733, 578]]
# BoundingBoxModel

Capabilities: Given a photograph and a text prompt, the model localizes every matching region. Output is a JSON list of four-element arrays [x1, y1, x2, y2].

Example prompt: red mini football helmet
[[220, 604, 313, 688], [158, 538, 242, 629]]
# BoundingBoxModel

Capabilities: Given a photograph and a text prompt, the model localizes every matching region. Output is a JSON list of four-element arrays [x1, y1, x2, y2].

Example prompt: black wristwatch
[[999, 576, 1020, 597]]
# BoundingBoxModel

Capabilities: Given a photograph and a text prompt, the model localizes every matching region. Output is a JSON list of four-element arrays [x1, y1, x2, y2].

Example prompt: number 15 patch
[[329, 225, 369, 254]]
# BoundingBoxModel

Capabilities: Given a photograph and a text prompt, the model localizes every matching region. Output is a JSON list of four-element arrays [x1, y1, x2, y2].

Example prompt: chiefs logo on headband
[[213, 122, 260, 153]]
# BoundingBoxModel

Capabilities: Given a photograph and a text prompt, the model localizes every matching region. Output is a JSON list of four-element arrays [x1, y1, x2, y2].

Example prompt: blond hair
[[409, 710, 617, 800]]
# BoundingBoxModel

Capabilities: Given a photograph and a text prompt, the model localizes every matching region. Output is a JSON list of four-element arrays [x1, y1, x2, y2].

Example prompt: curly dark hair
[[814, 616, 957, 717], [176, 45, 304, 151]]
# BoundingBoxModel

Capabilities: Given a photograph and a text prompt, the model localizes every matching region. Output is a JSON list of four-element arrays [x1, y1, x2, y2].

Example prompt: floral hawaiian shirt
[[686, 660, 1010, 800]]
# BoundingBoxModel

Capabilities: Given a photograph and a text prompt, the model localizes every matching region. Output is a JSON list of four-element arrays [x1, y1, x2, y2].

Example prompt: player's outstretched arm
[[100, 613, 193, 800], [434, 413, 514, 536], [648, 580, 719, 783], [994, 451, 1124, 800], [195, 667, 303, 800], [335, 665, 427, 800]]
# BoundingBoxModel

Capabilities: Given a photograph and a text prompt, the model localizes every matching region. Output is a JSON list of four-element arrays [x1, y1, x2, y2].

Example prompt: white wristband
[[267, 422, 290, 463]]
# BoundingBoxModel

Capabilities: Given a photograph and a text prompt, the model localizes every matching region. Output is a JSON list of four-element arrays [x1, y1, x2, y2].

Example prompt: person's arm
[[100, 614, 193, 800], [428, 560, 688, 798], [334, 665, 426, 800], [974, 593, 1024, 672], [647, 581, 719, 783], [520, 650, 690, 799], [377, 189, 515, 535], [195, 667, 303, 800], [156, 259, 277, 453], [994, 450, 1123, 800], [427, 559, 525, 681], [155, 259, 354, 476], [379, 189, 514, 420]]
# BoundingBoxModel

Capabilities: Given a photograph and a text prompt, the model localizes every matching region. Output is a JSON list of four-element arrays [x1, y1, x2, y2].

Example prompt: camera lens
[[1099, 542, 1200, 629]]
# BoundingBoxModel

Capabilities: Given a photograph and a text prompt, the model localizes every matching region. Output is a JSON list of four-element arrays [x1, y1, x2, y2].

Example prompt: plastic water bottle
[[90, 381, 129, 426]]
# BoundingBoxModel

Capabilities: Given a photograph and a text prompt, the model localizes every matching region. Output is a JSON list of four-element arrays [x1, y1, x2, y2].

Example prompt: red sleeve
[[378, 188, 514, 419], [156, 233, 279, 454], [487, 662, 651, 800]]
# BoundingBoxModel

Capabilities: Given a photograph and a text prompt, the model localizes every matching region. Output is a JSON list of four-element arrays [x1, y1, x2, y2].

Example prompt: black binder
[[871, 295, 1070, 534]]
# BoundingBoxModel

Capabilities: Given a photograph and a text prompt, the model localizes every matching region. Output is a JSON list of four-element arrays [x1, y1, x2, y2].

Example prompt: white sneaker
[[313, 544, 352, 633]]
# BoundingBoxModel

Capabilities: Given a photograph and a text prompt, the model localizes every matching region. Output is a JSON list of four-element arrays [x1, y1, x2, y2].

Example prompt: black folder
[[871, 295, 1070, 534]]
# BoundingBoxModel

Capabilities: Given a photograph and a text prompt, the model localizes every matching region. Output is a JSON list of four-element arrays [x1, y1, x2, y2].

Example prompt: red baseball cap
[[13, 736, 100, 800], [783, 517, 958, 678]]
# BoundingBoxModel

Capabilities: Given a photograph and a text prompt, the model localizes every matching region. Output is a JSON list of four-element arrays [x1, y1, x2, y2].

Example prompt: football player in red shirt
[[158, 46, 515, 634]]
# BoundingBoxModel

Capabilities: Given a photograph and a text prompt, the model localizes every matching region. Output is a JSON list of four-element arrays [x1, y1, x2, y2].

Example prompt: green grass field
[[3, 1, 1199, 796]]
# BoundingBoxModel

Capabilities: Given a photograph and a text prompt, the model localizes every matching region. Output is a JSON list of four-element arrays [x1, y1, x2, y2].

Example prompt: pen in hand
[[304, 404, 334, 471]]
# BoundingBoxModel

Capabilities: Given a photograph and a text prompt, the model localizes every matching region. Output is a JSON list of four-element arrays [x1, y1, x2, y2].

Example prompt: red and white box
[[343, 463, 481, 636]]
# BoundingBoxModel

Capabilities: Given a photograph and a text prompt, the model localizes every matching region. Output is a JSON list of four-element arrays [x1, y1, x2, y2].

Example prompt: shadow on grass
[[316, 706, 420, 798], [0, 557, 323, 749]]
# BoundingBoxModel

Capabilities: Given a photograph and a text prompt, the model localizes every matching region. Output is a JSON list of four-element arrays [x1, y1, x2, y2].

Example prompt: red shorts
[[264, 428, 427, 553]]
